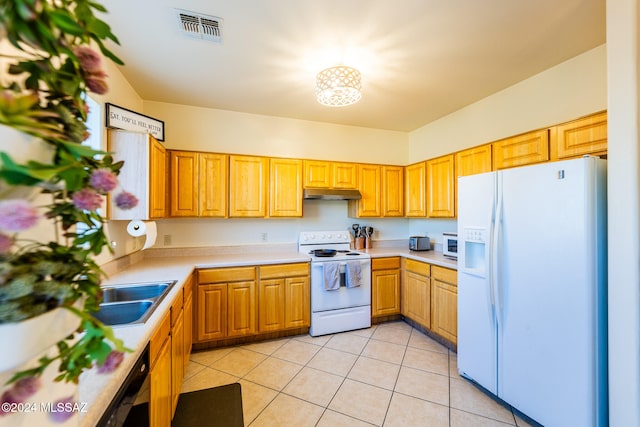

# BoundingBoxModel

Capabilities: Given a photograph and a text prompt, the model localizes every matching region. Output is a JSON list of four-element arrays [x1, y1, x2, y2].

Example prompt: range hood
[[303, 188, 362, 200]]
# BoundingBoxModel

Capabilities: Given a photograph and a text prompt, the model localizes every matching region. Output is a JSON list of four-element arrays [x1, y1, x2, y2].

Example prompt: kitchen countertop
[[79, 247, 455, 426], [363, 246, 457, 269]]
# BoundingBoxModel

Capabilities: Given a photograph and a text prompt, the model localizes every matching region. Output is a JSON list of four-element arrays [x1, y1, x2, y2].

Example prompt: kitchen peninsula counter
[[79, 250, 310, 427], [79, 245, 454, 426]]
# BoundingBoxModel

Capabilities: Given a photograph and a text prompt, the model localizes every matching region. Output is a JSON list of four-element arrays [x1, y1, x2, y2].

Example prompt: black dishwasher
[[97, 344, 149, 427]]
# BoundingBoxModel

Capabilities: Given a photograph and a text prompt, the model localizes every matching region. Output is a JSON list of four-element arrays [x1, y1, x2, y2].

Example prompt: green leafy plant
[[0, 0, 137, 384]]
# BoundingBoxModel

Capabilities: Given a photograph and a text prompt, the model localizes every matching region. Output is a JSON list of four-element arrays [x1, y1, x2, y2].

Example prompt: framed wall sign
[[105, 103, 165, 141]]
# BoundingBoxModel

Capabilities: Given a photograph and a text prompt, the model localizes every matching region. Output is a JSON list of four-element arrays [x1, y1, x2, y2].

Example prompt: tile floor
[[181, 321, 533, 427]]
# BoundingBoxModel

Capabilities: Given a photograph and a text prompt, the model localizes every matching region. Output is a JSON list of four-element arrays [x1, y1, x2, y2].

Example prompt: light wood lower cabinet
[[196, 283, 227, 341], [371, 257, 401, 317], [402, 259, 431, 329], [149, 280, 191, 423], [196, 264, 310, 343], [227, 281, 256, 337], [183, 276, 193, 372], [258, 263, 310, 332], [170, 303, 184, 413], [195, 267, 256, 342], [430, 266, 458, 345], [149, 311, 172, 427]]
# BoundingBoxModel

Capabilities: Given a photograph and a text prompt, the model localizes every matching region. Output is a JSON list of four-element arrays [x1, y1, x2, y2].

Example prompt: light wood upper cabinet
[[405, 161, 427, 217], [199, 153, 228, 217], [150, 139, 167, 219], [170, 151, 228, 217], [108, 130, 167, 220], [550, 111, 607, 160], [455, 145, 492, 177], [426, 154, 455, 218], [303, 160, 357, 189], [382, 166, 404, 217], [371, 257, 401, 317], [430, 266, 457, 345], [332, 162, 358, 189], [492, 129, 549, 170], [169, 151, 198, 217], [303, 160, 331, 188], [229, 155, 268, 217], [270, 158, 303, 217], [349, 164, 381, 217]]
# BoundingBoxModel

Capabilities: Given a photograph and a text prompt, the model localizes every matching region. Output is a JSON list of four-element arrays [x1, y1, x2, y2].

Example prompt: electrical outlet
[[261, 232, 268, 241], [163, 234, 172, 246]]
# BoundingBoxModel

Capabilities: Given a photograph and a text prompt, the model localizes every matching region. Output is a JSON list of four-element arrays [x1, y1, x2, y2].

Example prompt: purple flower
[[0, 199, 40, 232], [72, 188, 103, 211], [48, 395, 76, 423], [114, 191, 138, 210], [0, 233, 13, 254], [74, 46, 102, 73], [0, 391, 17, 416], [10, 376, 40, 400], [89, 169, 118, 193], [97, 350, 124, 374], [0, 376, 41, 416], [85, 72, 109, 95]]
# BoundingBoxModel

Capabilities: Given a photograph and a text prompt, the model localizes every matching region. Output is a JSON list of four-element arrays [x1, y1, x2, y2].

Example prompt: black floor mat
[[124, 383, 244, 427]]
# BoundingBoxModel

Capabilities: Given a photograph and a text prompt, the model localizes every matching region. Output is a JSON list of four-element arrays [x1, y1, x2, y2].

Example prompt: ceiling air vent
[[176, 9, 223, 42]]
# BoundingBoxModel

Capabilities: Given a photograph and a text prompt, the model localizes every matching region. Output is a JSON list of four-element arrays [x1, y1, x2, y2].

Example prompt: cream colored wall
[[408, 44, 607, 239], [408, 44, 607, 162], [142, 102, 408, 165], [606, 0, 640, 423], [139, 100, 411, 248], [152, 202, 408, 249]]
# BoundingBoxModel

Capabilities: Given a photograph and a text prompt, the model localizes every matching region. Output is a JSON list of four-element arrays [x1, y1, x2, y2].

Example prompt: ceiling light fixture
[[316, 65, 362, 107]]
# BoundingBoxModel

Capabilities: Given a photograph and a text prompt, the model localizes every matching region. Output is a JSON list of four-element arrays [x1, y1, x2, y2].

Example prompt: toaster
[[409, 236, 431, 251]]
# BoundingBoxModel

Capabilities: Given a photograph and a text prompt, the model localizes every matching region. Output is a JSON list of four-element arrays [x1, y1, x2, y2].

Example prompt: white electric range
[[299, 231, 371, 336]]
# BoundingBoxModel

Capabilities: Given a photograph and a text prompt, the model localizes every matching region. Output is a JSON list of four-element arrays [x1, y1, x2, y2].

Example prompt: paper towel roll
[[126, 220, 157, 250]]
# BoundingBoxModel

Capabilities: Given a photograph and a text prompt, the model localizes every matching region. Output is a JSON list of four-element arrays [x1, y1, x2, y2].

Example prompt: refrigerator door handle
[[488, 176, 497, 315], [492, 173, 503, 329]]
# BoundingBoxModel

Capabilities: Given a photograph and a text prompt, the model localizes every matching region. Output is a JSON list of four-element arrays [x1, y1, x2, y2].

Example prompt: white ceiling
[[99, 0, 605, 132]]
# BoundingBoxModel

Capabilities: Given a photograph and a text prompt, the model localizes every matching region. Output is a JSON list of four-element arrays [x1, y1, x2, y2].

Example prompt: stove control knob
[[320, 233, 326, 239], [327, 233, 333, 239]]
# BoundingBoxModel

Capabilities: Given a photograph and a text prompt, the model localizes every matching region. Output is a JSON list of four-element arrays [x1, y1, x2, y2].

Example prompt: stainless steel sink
[[92, 280, 177, 326], [92, 300, 155, 325], [101, 282, 171, 302]]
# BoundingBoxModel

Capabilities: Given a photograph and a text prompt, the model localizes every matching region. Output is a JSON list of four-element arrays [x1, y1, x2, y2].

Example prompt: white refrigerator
[[457, 157, 607, 427]]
